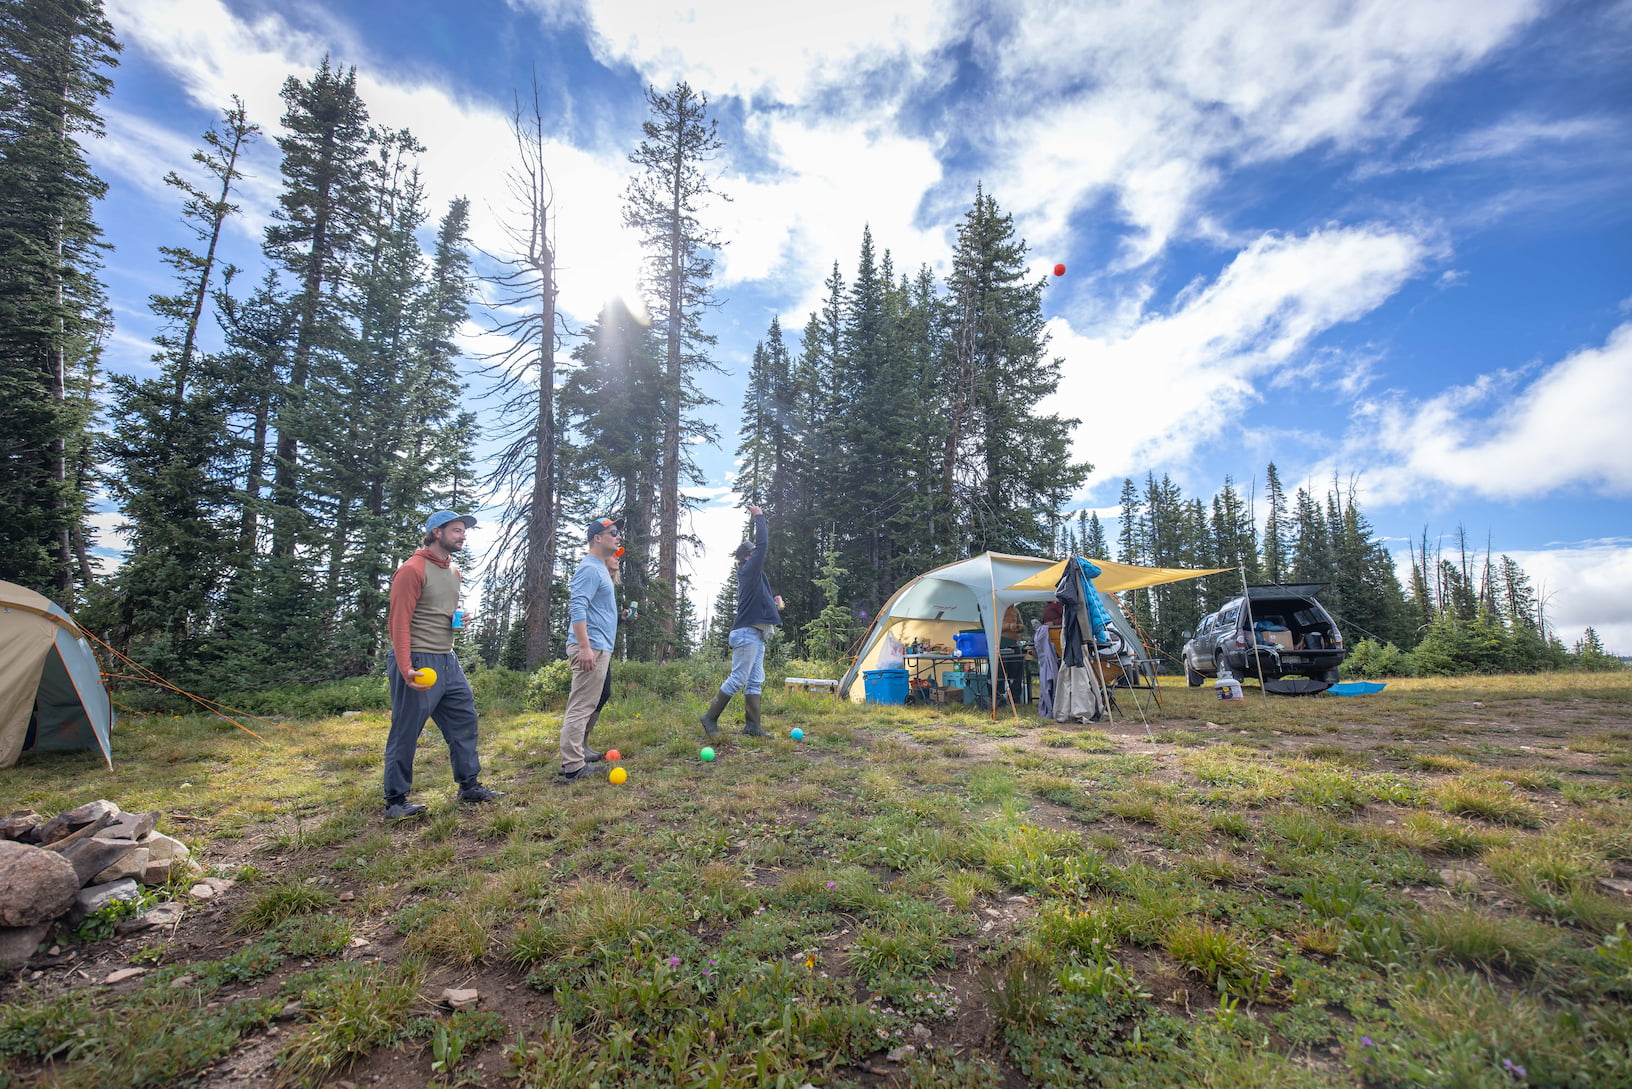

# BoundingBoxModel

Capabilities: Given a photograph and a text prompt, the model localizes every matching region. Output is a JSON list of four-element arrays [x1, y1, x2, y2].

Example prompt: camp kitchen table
[[904, 651, 1034, 705]]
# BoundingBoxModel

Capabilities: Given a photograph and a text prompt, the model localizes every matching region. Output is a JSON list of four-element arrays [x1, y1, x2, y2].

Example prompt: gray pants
[[384, 651, 481, 805]]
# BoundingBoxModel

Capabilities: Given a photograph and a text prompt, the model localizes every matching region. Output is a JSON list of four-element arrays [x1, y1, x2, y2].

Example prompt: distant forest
[[2, 7, 1616, 694]]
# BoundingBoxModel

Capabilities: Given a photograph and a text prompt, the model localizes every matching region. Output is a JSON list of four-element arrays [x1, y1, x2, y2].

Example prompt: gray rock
[[0, 810, 43, 843], [141, 832, 190, 863], [37, 801, 120, 846], [139, 858, 175, 886], [52, 836, 140, 886], [0, 841, 80, 927], [441, 987, 480, 1009], [115, 900, 183, 935], [0, 924, 50, 970], [102, 812, 158, 841], [72, 878, 141, 921], [92, 847, 150, 885]]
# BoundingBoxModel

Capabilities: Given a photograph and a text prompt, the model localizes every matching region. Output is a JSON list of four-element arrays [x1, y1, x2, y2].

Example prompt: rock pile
[[0, 800, 196, 971]]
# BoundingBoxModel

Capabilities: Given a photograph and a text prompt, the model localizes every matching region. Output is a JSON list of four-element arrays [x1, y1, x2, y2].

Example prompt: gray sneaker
[[558, 763, 605, 783], [384, 801, 428, 821], [459, 784, 506, 803]]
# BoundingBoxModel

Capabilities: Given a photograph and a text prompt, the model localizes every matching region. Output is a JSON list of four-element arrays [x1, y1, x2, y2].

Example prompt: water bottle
[[627, 600, 639, 621], [451, 608, 465, 629]]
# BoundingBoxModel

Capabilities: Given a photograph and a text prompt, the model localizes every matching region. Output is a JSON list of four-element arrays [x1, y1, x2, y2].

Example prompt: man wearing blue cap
[[382, 510, 504, 819], [558, 516, 622, 782]]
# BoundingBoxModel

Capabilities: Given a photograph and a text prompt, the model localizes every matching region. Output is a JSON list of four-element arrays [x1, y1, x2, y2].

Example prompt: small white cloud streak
[[1359, 322, 1632, 503]]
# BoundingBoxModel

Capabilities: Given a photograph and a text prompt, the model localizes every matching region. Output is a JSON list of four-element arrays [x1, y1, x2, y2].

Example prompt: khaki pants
[[559, 649, 611, 773]]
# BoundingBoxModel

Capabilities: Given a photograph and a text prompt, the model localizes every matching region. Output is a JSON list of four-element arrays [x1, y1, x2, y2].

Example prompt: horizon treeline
[[1, 8, 1615, 694]]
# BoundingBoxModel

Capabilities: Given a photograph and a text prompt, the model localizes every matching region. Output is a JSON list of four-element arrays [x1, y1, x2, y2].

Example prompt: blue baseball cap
[[586, 516, 622, 541], [426, 510, 477, 532]]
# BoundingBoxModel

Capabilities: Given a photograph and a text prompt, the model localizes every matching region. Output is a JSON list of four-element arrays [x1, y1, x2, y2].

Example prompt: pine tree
[[1261, 462, 1288, 584], [262, 57, 373, 557], [560, 298, 665, 657], [942, 188, 1087, 556], [804, 541, 855, 662], [624, 81, 726, 660], [103, 99, 258, 666], [0, 0, 120, 597]]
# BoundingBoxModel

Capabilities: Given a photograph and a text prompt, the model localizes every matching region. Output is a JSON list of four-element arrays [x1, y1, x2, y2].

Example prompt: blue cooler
[[863, 668, 909, 705]]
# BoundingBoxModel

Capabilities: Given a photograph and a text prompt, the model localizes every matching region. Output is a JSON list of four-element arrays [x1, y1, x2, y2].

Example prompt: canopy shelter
[[837, 553, 1225, 714], [0, 581, 115, 769]]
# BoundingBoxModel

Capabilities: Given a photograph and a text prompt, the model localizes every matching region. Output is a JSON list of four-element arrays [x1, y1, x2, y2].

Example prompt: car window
[[1219, 605, 1239, 628]]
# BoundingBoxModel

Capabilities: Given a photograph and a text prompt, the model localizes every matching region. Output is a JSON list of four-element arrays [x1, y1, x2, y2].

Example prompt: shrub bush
[[524, 660, 575, 709], [1343, 639, 1414, 679]]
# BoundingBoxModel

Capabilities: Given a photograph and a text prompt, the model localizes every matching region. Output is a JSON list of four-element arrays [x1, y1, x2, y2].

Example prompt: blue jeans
[[384, 651, 481, 805], [720, 627, 768, 696]]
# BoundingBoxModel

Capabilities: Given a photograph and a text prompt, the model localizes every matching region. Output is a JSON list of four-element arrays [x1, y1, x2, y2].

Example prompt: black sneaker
[[458, 784, 506, 803], [384, 801, 428, 821], [584, 749, 604, 763], [558, 763, 605, 783]]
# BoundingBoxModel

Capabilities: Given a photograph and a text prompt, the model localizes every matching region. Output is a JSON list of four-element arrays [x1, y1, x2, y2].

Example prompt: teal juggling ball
[[790, 728, 804, 740]]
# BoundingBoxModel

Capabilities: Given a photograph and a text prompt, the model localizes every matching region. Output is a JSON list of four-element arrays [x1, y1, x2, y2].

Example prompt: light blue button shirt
[[566, 553, 617, 652]]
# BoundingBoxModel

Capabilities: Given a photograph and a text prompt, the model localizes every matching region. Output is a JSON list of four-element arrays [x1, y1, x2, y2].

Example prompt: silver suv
[[1182, 584, 1347, 695]]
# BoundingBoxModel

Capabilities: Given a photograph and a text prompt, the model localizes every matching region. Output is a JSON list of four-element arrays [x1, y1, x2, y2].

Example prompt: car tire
[[1185, 658, 1204, 687]]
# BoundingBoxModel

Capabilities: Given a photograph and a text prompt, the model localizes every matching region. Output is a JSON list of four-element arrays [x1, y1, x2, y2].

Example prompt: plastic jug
[[1216, 669, 1244, 701]]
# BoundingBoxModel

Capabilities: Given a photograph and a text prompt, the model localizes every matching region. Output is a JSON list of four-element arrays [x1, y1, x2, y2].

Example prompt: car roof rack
[[1243, 582, 1329, 600]]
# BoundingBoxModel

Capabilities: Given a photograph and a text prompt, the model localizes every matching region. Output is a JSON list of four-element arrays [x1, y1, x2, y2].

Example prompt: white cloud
[[106, 0, 653, 329], [532, 0, 957, 104], [1361, 322, 1632, 502], [974, 0, 1544, 265], [720, 113, 947, 318], [1503, 542, 1632, 656], [1044, 224, 1435, 482]]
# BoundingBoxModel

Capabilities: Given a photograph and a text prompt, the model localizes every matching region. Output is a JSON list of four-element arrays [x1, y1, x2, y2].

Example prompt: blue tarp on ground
[[1327, 681, 1387, 697]]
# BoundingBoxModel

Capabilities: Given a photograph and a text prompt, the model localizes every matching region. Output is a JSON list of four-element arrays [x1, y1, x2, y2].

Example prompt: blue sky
[[89, 0, 1632, 651]]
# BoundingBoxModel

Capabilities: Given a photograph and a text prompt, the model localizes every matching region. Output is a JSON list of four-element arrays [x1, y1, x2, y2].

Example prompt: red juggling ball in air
[[1053, 263, 1066, 276]]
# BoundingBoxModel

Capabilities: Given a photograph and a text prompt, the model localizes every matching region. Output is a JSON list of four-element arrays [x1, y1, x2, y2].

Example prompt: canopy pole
[[1239, 564, 1270, 705]]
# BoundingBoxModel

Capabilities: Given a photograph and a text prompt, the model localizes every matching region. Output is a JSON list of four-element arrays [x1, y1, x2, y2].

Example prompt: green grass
[[2, 671, 1629, 1088]]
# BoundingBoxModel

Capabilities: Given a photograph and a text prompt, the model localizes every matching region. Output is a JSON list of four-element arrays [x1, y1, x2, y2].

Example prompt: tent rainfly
[[0, 581, 115, 769], [837, 552, 1227, 712]]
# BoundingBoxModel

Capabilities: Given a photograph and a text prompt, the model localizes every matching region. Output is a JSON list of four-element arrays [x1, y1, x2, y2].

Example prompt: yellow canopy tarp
[[1003, 557, 1230, 594]]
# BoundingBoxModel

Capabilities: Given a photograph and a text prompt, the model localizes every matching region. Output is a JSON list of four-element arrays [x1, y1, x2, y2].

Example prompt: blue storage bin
[[942, 670, 970, 689], [863, 668, 909, 705], [954, 630, 988, 657]]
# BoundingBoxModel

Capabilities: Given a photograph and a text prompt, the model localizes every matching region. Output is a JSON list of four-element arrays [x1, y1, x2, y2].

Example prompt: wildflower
[[1503, 1059, 1527, 1079], [1361, 1037, 1374, 1047], [667, 956, 681, 967], [826, 881, 836, 889]]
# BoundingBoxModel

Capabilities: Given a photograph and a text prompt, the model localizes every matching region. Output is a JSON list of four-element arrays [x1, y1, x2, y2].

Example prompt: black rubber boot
[[741, 693, 766, 737], [700, 690, 731, 739]]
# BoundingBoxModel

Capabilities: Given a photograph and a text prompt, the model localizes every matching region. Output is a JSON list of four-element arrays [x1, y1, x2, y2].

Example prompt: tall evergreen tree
[[624, 81, 726, 660], [942, 187, 1086, 556], [103, 100, 259, 663], [1261, 462, 1288, 584], [0, 0, 119, 597], [262, 57, 372, 557]]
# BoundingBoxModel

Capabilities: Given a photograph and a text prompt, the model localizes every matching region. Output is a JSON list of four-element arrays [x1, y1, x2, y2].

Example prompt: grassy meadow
[[2, 668, 1631, 1088]]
